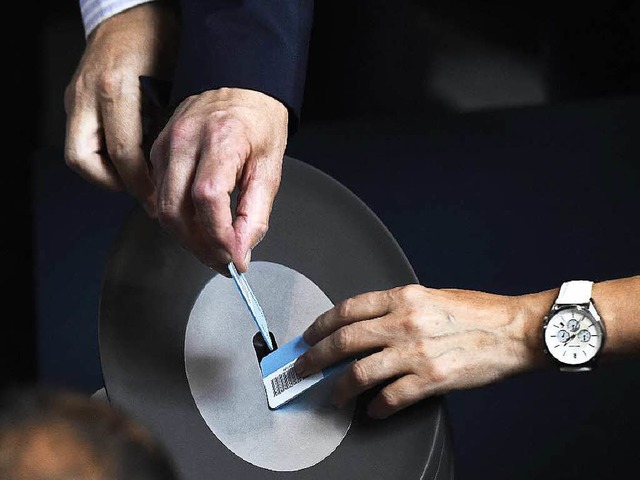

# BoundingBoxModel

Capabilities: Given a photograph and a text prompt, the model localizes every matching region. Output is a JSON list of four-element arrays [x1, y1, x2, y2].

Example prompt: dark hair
[[0, 386, 178, 480]]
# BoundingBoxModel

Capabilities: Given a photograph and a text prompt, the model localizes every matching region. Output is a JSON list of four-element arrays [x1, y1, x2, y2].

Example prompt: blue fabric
[[171, 0, 314, 134]]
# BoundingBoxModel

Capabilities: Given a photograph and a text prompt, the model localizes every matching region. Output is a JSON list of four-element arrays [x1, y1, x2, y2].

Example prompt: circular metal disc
[[99, 156, 453, 480], [185, 260, 354, 472]]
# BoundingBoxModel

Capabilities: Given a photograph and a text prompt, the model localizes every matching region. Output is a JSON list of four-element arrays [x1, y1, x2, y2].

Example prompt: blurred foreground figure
[[0, 387, 177, 480]]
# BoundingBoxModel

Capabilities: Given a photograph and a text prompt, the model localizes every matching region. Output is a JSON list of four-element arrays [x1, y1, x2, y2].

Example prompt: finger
[[232, 155, 283, 272], [152, 125, 234, 274], [331, 348, 407, 409], [303, 290, 394, 345], [295, 317, 388, 378], [190, 134, 245, 265], [65, 101, 123, 190], [154, 126, 202, 251], [367, 374, 426, 419], [149, 126, 171, 187], [158, 189, 232, 271], [101, 87, 156, 216]]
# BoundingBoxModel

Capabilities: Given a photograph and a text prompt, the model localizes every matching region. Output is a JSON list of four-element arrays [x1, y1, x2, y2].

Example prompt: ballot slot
[[253, 331, 278, 365]]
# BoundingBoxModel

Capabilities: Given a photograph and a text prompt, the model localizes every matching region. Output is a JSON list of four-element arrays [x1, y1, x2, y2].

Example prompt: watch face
[[544, 307, 604, 365]]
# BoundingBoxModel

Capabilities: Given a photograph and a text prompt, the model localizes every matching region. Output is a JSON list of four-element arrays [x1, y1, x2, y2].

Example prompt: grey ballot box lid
[[98, 156, 454, 480]]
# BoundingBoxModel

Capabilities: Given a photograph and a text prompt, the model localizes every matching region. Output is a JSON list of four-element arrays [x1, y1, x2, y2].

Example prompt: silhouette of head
[[0, 387, 178, 480]]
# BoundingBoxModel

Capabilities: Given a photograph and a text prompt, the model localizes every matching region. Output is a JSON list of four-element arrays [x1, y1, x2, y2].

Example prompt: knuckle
[[254, 221, 269, 241], [387, 287, 401, 303], [167, 118, 199, 148], [106, 140, 135, 164], [350, 361, 370, 387], [156, 200, 180, 229], [336, 298, 354, 320], [246, 217, 269, 247], [310, 313, 326, 332], [246, 220, 269, 249], [331, 327, 353, 353], [305, 319, 318, 337], [204, 116, 251, 155], [98, 70, 126, 98], [311, 314, 329, 339], [398, 284, 421, 301], [378, 389, 400, 410], [205, 113, 242, 136], [191, 178, 227, 207], [399, 312, 421, 336], [429, 360, 450, 384]]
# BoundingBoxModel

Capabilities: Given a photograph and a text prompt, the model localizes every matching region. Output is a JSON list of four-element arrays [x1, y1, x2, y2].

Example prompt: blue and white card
[[228, 262, 274, 351], [260, 335, 350, 409]]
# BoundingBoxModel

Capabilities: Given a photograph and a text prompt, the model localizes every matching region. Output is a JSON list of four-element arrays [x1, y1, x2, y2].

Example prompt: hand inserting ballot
[[150, 88, 289, 275], [293, 284, 551, 419]]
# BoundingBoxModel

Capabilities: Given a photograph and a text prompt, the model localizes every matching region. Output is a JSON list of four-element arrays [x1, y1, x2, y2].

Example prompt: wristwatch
[[542, 280, 606, 372]]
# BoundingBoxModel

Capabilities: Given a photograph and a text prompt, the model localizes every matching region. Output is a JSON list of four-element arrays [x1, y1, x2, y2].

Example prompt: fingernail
[[244, 249, 252, 267], [294, 357, 306, 377]]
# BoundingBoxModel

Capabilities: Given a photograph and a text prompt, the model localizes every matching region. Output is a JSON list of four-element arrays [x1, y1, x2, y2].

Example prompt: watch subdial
[[577, 329, 591, 342], [557, 329, 570, 343], [567, 318, 580, 332]]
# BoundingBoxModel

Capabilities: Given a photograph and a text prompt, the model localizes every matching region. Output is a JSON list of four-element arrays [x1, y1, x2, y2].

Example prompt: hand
[[294, 285, 547, 419], [150, 87, 288, 274], [64, 3, 179, 216]]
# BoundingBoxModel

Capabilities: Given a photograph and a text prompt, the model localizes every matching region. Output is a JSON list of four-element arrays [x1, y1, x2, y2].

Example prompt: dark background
[[7, 1, 640, 479]]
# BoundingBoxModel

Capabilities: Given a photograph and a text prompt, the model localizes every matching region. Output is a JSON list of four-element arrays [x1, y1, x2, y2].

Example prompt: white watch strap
[[556, 280, 593, 305]]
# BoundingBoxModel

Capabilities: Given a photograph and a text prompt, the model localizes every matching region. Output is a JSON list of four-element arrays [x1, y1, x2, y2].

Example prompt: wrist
[[511, 289, 560, 370]]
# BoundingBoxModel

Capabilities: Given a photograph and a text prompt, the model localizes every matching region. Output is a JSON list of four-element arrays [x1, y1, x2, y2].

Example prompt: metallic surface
[[185, 261, 354, 471]]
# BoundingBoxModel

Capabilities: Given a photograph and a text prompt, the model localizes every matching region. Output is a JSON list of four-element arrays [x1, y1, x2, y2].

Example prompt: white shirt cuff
[[79, 0, 157, 38]]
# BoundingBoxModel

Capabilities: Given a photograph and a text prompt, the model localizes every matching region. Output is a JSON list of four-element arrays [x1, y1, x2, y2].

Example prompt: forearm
[[593, 276, 640, 355], [517, 275, 640, 368]]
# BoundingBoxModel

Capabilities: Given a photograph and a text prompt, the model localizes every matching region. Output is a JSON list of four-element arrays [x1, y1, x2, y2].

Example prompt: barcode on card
[[271, 365, 303, 396]]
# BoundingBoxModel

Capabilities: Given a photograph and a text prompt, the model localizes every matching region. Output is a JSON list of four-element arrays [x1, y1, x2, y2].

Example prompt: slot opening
[[253, 331, 278, 365]]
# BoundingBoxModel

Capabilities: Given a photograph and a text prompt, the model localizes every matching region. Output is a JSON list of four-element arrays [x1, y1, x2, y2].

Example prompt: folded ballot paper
[[260, 335, 350, 409]]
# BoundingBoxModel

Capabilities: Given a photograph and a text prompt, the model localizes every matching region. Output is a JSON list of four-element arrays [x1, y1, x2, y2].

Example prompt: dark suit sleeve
[[171, 0, 314, 134]]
